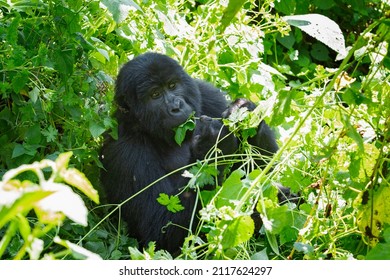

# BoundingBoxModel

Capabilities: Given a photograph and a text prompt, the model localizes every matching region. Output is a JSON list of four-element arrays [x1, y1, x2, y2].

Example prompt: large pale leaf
[[61, 168, 100, 204], [39, 182, 88, 226], [283, 14, 347, 59], [101, 0, 142, 23]]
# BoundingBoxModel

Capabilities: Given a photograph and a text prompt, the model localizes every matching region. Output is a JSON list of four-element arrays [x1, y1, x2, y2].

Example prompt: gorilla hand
[[191, 115, 237, 161]]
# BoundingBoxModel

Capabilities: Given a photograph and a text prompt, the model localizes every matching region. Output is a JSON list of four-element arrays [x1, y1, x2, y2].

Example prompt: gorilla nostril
[[170, 107, 181, 114]]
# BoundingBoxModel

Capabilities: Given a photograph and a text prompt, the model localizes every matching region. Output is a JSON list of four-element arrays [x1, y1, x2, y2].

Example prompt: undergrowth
[[1, 0, 389, 259]]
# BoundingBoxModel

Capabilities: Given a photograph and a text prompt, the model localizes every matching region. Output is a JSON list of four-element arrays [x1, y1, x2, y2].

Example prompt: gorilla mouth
[[172, 112, 195, 130]]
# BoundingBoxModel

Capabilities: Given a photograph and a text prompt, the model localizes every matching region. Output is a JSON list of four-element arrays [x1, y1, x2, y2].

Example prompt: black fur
[[100, 53, 279, 254]]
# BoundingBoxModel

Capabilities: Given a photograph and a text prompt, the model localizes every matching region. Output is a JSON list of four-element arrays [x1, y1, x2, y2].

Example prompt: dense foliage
[[0, 0, 389, 260]]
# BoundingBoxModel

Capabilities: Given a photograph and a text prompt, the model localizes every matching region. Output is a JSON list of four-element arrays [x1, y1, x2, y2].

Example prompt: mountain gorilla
[[100, 52, 279, 254]]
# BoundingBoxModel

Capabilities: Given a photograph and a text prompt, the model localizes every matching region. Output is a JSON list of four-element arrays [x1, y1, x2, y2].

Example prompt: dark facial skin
[[115, 53, 201, 144]]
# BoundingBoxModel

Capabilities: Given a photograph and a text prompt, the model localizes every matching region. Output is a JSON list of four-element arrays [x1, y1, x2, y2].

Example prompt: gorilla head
[[115, 53, 201, 144]]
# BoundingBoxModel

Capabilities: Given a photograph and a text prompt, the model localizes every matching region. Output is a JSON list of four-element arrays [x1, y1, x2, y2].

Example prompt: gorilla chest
[[159, 144, 191, 172]]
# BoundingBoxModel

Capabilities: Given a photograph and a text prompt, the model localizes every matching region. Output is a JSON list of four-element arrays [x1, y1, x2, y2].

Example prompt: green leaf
[[173, 113, 196, 146], [25, 124, 41, 145], [157, 193, 184, 213], [356, 185, 390, 246], [274, 0, 296, 15], [310, 42, 330, 61], [294, 242, 314, 254], [188, 163, 218, 188], [11, 69, 29, 93], [215, 169, 245, 208], [101, 0, 143, 23], [251, 248, 269, 260], [0, 190, 53, 228], [89, 121, 106, 139], [12, 144, 25, 158], [220, 215, 254, 249], [42, 125, 58, 142], [218, 0, 246, 33], [366, 243, 390, 260]]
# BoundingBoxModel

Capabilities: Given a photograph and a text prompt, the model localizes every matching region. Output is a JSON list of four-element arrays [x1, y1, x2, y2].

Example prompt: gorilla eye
[[168, 82, 176, 89], [151, 90, 162, 99]]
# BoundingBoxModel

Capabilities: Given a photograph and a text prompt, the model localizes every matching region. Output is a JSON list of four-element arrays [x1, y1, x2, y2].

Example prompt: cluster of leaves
[[0, 0, 119, 186], [1, 0, 389, 260], [0, 152, 100, 259]]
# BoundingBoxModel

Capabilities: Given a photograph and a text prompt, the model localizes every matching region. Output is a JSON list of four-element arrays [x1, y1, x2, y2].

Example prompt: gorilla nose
[[169, 99, 183, 115]]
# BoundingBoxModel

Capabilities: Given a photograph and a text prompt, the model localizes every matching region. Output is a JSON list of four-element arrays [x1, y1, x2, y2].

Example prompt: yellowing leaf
[[61, 168, 99, 204], [334, 71, 356, 92], [356, 185, 390, 246]]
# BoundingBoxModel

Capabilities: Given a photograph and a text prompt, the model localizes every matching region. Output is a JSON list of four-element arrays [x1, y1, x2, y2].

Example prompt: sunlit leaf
[[221, 215, 254, 249], [283, 14, 347, 59], [0, 190, 53, 228], [39, 182, 88, 226], [61, 168, 99, 204], [54, 236, 102, 260], [101, 0, 142, 23]]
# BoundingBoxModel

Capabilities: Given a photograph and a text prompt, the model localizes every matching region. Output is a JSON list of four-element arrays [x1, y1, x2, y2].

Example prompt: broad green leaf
[[366, 243, 390, 260], [25, 124, 41, 145], [11, 69, 29, 93], [216, 169, 245, 208], [219, 0, 246, 33], [294, 242, 314, 254], [221, 215, 254, 249], [250, 248, 269, 260], [89, 121, 106, 139], [12, 143, 25, 158]]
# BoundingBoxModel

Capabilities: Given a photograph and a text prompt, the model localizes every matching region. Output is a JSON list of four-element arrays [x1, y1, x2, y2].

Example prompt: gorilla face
[[115, 53, 201, 142]]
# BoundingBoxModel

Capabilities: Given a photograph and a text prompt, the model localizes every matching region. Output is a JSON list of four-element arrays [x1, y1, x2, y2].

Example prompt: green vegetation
[[1, 0, 389, 260]]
